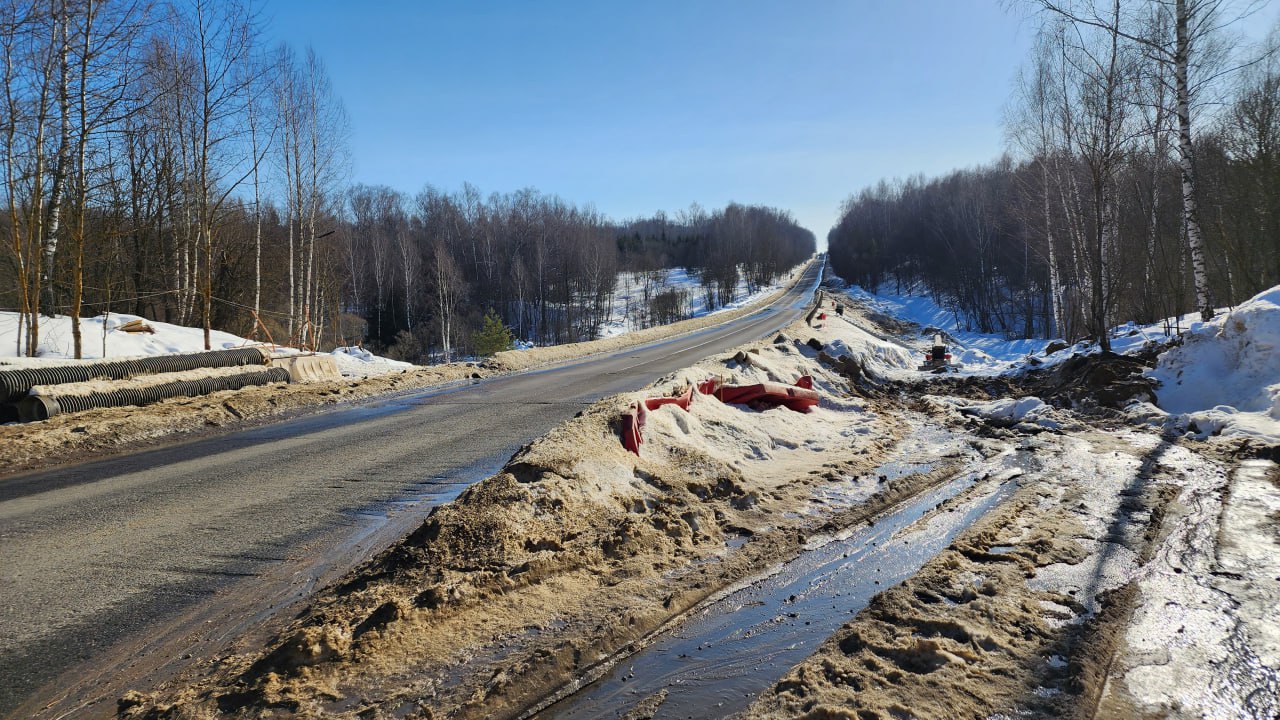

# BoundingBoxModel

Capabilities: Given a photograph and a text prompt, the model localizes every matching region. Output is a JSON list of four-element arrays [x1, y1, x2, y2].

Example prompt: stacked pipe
[[17, 367, 291, 422], [0, 347, 269, 404]]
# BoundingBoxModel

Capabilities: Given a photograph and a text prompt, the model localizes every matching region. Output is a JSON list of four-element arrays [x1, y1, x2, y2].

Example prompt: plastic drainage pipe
[[17, 367, 290, 422], [0, 347, 270, 403]]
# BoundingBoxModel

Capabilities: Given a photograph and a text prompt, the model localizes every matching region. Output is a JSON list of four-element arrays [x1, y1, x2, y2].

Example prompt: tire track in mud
[[528, 429, 1025, 720], [738, 425, 1267, 720]]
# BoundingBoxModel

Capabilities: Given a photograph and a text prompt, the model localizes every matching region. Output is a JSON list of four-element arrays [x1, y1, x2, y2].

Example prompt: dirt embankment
[[117, 322, 977, 720]]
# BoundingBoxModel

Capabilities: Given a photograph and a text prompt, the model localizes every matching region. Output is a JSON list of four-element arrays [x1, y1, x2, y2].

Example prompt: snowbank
[[0, 311, 252, 361], [329, 346, 414, 378], [1145, 286, 1280, 442]]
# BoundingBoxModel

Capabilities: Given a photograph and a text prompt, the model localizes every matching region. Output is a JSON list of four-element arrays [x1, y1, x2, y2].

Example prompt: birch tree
[[1036, 0, 1267, 320]]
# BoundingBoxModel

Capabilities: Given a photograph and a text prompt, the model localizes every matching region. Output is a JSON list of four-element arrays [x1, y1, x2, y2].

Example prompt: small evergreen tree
[[473, 310, 514, 356]]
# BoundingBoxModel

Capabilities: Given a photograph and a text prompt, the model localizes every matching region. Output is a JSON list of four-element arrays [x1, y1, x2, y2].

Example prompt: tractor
[[917, 334, 952, 372]]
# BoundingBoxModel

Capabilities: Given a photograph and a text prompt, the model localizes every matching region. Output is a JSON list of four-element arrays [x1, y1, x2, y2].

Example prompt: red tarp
[[621, 376, 819, 455]]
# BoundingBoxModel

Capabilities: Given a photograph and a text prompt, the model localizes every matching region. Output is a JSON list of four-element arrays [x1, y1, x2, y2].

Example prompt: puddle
[[533, 455, 1019, 720]]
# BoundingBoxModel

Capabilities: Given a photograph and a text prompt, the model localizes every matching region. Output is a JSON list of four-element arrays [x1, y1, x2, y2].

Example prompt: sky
[[260, 2, 1068, 244]]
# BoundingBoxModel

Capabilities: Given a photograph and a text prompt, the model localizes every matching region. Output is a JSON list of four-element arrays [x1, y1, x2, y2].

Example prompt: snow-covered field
[[0, 311, 413, 378]]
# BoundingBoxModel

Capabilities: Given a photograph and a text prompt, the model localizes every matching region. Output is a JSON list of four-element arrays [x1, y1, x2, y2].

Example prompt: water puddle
[[533, 452, 1020, 720]]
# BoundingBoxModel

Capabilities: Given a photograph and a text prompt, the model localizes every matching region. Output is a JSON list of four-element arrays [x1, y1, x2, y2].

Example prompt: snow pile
[[957, 396, 1073, 431], [0, 311, 253, 362], [825, 332, 915, 373], [329, 346, 414, 378], [0, 311, 412, 379], [1144, 286, 1280, 442]]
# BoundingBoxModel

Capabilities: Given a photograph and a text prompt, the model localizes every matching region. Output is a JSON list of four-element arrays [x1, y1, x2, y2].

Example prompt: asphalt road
[[0, 262, 820, 718]]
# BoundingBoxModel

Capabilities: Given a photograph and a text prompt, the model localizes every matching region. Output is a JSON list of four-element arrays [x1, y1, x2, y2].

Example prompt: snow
[[328, 346, 414, 378], [1115, 436, 1277, 718], [958, 396, 1070, 430], [839, 283, 1047, 373], [0, 311, 412, 379], [597, 265, 797, 339], [833, 278, 1280, 444], [824, 331, 916, 372], [1144, 286, 1280, 442], [0, 311, 254, 362]]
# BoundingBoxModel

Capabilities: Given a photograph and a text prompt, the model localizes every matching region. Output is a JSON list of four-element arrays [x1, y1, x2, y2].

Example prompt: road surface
[[0, 261, 821, 719]]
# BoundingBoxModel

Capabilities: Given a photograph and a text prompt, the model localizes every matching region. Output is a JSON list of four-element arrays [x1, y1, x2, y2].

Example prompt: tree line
[[828, 0, 1278, 349], [1, 0, 813, 361], [345, 189, 814, 361]]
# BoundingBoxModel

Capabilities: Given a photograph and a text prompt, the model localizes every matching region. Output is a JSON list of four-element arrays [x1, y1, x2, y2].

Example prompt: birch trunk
[[1175, 0, 1214, 321]]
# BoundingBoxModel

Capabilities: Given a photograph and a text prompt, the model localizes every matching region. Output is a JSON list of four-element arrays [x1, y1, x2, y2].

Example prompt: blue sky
[[260, 1, 1042, 243]]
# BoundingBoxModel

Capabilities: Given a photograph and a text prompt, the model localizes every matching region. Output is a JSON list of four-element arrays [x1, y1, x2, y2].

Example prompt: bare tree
[[1035, 0, 1268, 320], [167, 0, 261, 348]]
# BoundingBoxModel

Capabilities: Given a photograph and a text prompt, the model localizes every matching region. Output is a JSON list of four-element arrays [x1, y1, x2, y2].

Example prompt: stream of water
[[534, 447, 1023, 720]]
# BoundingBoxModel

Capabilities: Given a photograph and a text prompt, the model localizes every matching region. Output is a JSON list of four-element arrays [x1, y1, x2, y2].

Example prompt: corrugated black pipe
[[0, 347, 270, 403], [17, 367, 290, 422]]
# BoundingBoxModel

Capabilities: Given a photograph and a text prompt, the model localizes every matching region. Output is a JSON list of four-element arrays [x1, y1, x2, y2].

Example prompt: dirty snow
[[327, 346, 414, 378], [954, 396, 1074, 431], [1214, 460, 1280, 671], [831, 277, 1280, 445], [1115, 438, 1277, 719]]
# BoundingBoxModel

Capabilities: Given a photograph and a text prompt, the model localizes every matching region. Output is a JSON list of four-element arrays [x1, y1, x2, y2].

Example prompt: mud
[[900, 350, 1160, 415], [532, 434, 1019, 720], [742, 428, 1217, 720]]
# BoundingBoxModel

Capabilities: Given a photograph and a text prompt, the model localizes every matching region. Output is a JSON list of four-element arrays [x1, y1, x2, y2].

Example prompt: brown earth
[[743, 421, 1207, 720]]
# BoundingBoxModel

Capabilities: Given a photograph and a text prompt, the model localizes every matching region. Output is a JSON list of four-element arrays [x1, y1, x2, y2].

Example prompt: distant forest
[[829, 1, 1280, 349], [0, 0, 814, 361]]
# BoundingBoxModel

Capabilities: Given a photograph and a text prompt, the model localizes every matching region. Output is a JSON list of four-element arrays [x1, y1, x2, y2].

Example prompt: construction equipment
[[917, 334, 952, 372]]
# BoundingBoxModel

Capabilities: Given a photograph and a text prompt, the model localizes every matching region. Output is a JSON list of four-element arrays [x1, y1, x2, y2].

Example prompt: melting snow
[[0, 311, 411, 378], [1144, 287, 1280, 442]]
